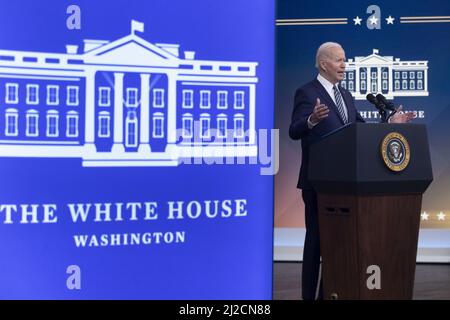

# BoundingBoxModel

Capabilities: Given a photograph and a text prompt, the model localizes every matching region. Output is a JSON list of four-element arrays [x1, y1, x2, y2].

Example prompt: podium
[[309, 123, 433, 300]]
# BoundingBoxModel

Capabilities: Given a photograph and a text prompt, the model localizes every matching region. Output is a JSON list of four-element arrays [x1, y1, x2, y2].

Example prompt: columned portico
[[355, 67, 360, 92], [139, 73, 151, 153], [112, 72, 125, 153], [165, 72, 177, 157], [377, 67, 382, 93], [366, 67, 371, 94], [344, 49, 428, 100], [0, 22, 259, 167], [84, 69, 97, 153], [388, 65, 393, 93], [249, 84, 256, 144], [167, 73, 177, 144]]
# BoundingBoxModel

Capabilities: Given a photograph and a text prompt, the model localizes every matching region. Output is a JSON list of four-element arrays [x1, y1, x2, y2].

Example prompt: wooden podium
[[309, 123, 433, 300]]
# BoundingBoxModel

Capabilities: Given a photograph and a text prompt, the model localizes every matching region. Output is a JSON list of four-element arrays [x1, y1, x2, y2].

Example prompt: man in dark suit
[[289, 42, 413, 300]]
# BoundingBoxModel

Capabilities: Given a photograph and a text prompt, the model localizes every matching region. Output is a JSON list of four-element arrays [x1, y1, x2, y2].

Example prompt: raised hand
[[310, 98, 329, 124], [390, 105, 415, 123]]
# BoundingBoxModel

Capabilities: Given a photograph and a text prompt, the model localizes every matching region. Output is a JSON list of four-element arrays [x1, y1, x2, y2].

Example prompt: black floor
[[273, 262, 450, 300]]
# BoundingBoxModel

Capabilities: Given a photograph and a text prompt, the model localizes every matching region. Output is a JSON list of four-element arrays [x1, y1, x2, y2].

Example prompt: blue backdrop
[[0, 0, 274, 299], [276, 0, 450, 232]]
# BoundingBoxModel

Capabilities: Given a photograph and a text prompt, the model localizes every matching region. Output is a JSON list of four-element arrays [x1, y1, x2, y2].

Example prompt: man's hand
[[390, 105, 415, 123], [310, 98, 329, 124]]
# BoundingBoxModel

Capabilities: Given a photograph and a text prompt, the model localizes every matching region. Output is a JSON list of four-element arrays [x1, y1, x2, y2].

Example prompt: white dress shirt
[[308, 74, 349, 128]]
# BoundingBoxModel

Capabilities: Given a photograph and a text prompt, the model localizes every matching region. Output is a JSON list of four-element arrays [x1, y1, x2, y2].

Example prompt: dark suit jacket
[[289, 79, 365, 189]]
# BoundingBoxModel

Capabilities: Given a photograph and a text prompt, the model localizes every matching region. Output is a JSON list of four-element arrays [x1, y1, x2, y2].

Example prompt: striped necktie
[[333, 85, 348, 124]]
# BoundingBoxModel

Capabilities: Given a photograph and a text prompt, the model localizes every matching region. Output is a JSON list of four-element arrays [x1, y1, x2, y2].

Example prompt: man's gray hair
[[315, 42, 343, 68]]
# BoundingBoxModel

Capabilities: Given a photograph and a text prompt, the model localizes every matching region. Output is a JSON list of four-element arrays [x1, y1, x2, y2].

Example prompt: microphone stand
[[379, 108, 388, 123], [376, 94, 397, 123], [386, 109, 397, 123]]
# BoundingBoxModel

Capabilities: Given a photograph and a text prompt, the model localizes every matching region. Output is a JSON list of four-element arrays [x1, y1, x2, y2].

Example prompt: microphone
[[376, 94, 396, 111], [366, 93, 386, 111]]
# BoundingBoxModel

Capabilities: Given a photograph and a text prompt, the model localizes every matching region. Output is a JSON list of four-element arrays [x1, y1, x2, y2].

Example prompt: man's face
[[322, 47, 346, 84]]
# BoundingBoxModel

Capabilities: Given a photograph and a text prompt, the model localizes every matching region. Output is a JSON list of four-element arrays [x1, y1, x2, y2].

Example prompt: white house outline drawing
[[341, 49, 429, 100], [0, 20, 258, 167]]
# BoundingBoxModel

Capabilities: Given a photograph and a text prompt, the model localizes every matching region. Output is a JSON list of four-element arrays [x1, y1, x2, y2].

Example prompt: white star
[[386, 15, 395, 25], [421, 212, 429, 221], [369, 16, 378, 25], [437, 212, 446, 221], [353, 16, 362, 25]]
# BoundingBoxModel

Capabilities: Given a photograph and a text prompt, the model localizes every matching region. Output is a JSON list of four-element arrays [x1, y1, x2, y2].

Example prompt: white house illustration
[[0, 20, 258, 166], [341, 49, 428, 100]]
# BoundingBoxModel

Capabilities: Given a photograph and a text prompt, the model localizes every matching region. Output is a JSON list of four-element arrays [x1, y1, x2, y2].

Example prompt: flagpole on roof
[[131, 19, 144, 35]]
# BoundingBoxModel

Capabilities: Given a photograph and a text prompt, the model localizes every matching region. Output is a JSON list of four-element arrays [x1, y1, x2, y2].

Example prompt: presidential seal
[[381, 132, 410, 172]]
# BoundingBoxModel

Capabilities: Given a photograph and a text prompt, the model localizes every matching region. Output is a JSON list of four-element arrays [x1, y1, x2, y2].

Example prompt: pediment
[[356, 54, 393, 64], [84, 35, 179, 67]]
